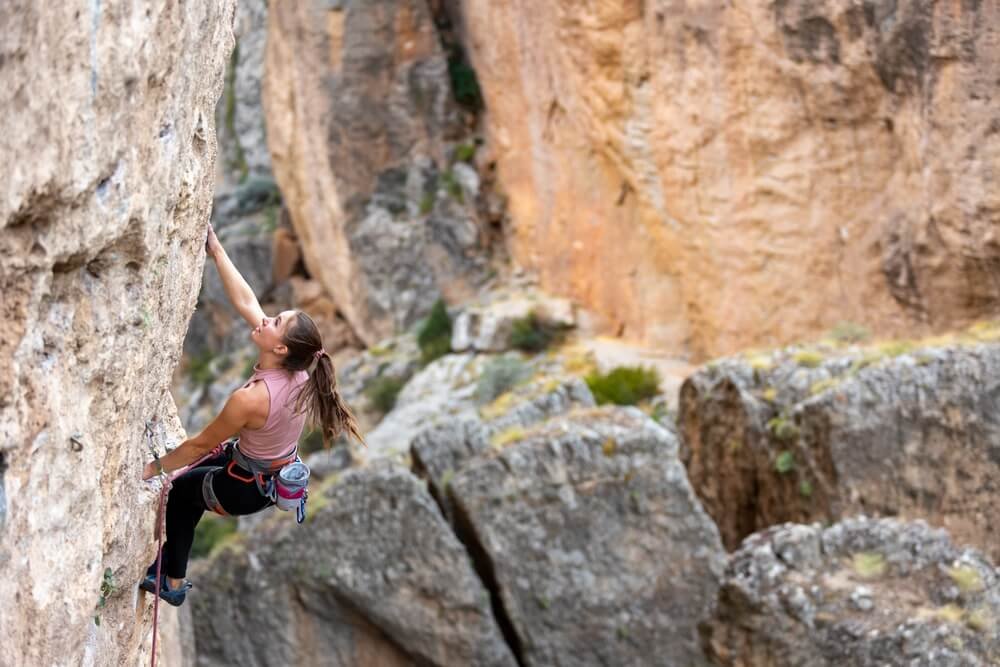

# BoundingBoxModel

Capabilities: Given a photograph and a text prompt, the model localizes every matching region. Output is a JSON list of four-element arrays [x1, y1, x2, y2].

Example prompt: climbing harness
[[229, 441, 311, 524]]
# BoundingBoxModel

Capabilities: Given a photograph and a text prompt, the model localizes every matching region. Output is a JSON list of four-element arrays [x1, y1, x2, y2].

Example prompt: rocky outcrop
[[411, 376, 595, 521], [0, 1, 235, 665], [451, 293, 576, 353], [703, 517, 1000, 666], [190, 464, 516, 667], [680, 333, 1000, 561], [264, 0, 492, 346], [425, 406, 725, 666], [451, 0, 1000, 357]]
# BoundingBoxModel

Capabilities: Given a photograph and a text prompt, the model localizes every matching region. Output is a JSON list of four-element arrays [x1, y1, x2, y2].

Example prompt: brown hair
[[281, 311, 364, 447]]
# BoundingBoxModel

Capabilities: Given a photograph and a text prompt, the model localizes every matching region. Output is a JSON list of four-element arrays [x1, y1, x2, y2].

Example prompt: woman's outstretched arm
[[141, 390, 252, 479], [206, 223, 266, 328]]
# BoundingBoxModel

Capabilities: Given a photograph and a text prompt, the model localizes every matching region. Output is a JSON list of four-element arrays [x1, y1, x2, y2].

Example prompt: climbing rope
[[144, 419, 170, 667]]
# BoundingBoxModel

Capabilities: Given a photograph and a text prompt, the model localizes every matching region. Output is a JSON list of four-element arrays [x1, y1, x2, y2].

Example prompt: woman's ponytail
[[282, 312, 365, 448], [306, 352, 364, 446]]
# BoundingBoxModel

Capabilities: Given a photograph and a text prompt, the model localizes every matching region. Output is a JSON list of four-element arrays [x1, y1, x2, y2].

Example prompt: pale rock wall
[[453, 0, 1000, 358], [0, 1, 234, 665]]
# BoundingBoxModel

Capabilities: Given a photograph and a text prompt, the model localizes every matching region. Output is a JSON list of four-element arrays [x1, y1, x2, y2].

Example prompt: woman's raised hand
[[206, 223, 223, 259]]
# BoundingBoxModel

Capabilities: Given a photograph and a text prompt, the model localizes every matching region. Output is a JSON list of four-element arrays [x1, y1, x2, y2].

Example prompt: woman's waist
[[233, 434, 298, 462]]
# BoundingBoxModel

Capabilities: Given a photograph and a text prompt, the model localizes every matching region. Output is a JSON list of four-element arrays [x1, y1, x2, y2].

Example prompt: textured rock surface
[[680, 333, 1000, 561], [264, 0, 491, 346], [362, 352, 489, 460], [453, 0, 1000, 357], [0, 1, 234, 665], [703, 517, 1000, 666], [411, 377, 595, 521], [189, 464, 516, 667], [446, 406, 725, 666], [215, 0, 271, 186]]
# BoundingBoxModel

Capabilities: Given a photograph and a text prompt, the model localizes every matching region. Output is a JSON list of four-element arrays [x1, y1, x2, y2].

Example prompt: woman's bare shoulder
[[236, 380, 270, 417]]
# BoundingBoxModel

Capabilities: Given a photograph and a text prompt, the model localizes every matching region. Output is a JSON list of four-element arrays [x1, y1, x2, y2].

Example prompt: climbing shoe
[[139, 573, 192, 607]]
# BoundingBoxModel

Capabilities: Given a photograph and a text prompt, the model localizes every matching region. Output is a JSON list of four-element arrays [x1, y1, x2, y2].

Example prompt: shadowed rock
[[444, 406, 725, 666], [681, 338, 1000, 561], [189, 463, 515, 667]]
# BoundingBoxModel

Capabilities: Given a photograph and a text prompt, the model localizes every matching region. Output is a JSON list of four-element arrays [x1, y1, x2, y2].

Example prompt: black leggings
[[149, 445, 273, 579]]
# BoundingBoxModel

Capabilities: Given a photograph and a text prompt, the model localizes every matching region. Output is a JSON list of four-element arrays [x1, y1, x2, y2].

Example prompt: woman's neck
[[256, 352, 284, 370]]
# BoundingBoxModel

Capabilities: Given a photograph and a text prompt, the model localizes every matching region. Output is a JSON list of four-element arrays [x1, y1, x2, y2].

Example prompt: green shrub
[[774, 450, 795, 474], [585, 366, 661, 406], [419, 191, 435, 215], [365, 374, 409, 414], [417, 299, 452, 363], [298, 427, 326, 456], [448, 48, 482, 110], [440, 169, 464, 203], [509, 311, 563, 353], [188, 350, 216, 386], [829, 321, 871, 344], [453, 142, 477, 163], [475, 355, 532, 405], [191, 515, 238, 560]]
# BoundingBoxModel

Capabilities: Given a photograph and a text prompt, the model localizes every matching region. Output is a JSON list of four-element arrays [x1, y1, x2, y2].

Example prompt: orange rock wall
[[455, 0, 1000, 358]]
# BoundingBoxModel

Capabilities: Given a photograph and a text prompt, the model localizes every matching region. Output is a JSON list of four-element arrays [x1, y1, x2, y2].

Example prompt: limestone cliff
[[0, 2, 234, 665], [451, 0, 1000, 358], [263, 0, 493, 347]]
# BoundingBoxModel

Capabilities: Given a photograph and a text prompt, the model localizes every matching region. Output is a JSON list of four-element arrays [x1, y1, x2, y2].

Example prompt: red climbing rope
[[149, 474, 170, 667]]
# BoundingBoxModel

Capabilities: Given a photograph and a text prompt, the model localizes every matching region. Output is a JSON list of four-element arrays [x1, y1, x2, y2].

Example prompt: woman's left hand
[[141, 461, 160, 481], [205, 223, 223, 259]]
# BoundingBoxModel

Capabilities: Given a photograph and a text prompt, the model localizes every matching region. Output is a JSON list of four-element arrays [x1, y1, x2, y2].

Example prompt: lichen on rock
[[703, 517, 1000, 666], [681, 334, 1000, 562]]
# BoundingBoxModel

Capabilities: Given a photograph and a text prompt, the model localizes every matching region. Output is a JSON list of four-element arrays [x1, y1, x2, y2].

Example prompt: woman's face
[[251, 310, 297, 354]]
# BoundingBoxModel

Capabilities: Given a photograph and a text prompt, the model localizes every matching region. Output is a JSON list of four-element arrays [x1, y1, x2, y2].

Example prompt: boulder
[[411, 377, 595, 521], [703, 517, 1000, 666], [189, 463, 516, 667], [451, 295, 576, 353], [680, 335, 1000, 562], [445, 406, 725, 666]]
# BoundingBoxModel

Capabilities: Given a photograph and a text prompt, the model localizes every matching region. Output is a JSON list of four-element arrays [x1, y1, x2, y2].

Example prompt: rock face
[[0, 1, 234, 665], [216, 0, 271, 186], [411, 376, 596, 521], [679, 335, 1000, 561], [264, 0, 492, 346], [452, 0, 1000, 357], [703, 517, 1000, 666], [190, 464, 516, 667], [438, 406, 725, 666]]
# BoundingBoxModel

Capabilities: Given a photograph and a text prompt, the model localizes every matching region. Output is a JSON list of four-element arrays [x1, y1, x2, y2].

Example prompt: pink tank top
[[238, 365, 310, 460]]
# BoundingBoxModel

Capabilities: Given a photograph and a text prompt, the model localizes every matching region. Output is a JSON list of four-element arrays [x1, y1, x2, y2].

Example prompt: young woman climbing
[[139, 223, 363, 606]]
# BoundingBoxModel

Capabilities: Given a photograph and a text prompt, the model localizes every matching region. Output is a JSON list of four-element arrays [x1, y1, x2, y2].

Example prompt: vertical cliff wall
[[452, 0, 1000, 358], [264, 0, 492, 346], [0, 2, 234, 665]]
